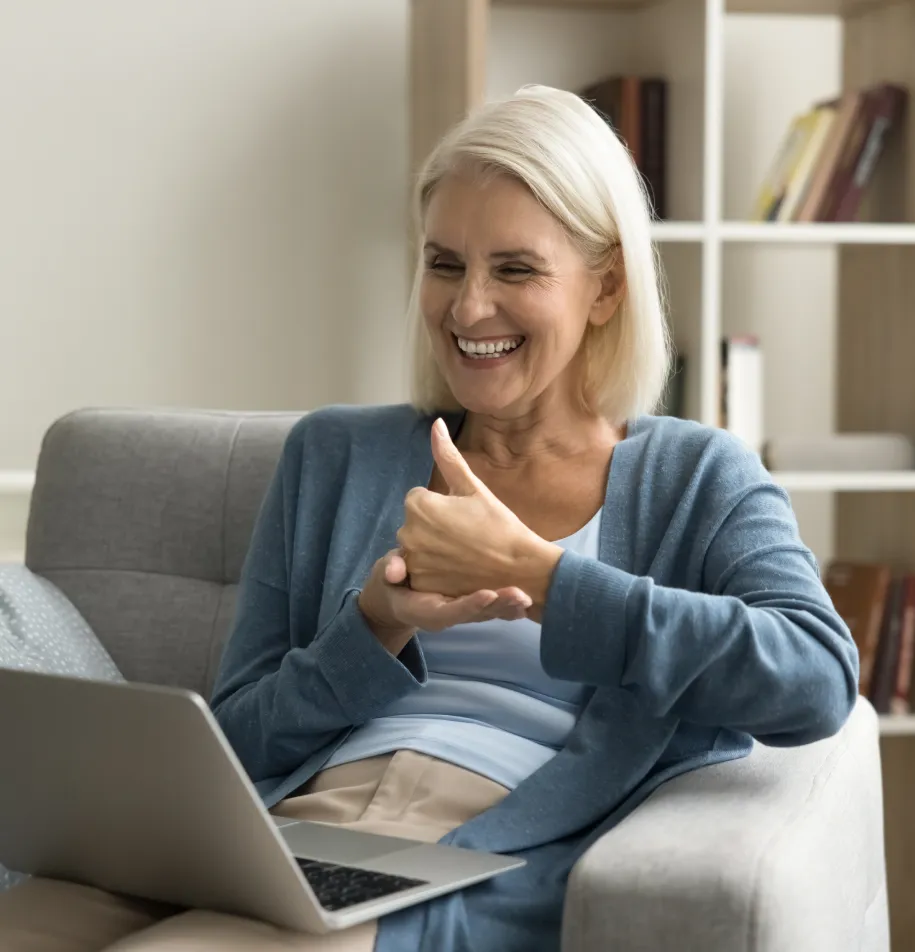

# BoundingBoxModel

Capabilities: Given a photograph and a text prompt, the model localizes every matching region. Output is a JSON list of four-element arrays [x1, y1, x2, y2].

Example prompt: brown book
[[890, 574, 915, 714], [824, 561, 892, 695], [796, 91, 862, 222], [818, 85, 890, 222], [832, 84, 908, 222], [870, 577, 905, 713], [641, 78, 667, 220]]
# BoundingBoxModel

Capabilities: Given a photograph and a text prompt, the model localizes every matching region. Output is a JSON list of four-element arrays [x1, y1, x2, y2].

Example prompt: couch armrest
[[562, 700, 888, 952]]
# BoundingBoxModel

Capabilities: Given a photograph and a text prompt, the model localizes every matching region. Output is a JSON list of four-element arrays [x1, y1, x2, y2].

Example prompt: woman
[[0, 84, 857, 951]]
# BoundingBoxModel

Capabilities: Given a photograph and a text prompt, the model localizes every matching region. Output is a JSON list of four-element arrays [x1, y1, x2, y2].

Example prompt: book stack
[[580, 75, 668, 220], [752, 83, 908, 222], [825, 562, 915, 714], [720, 336, 763, 456]]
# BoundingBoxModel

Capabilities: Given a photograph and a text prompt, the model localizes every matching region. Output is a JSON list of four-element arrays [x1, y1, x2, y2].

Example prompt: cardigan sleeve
[[539, 443, 859, 747], [209, 425, 427, 783]]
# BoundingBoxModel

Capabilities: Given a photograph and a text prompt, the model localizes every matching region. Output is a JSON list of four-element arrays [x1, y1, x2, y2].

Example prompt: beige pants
[[0, 751, 509, 951]]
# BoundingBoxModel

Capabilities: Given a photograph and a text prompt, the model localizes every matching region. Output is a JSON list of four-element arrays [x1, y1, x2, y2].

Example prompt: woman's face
[[420, 169, 617, 418]]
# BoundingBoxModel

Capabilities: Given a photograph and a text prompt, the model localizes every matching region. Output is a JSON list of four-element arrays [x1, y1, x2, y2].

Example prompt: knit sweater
[[210, 404, 859, 952]]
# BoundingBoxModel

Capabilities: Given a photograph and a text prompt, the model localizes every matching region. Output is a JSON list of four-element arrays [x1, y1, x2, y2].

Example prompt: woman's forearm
[[211, 584, 426, 782]]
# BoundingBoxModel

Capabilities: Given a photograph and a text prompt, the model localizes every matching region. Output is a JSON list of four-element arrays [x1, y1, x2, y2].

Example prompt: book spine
[[861, 567, 892, 696], [640, 79, 667, 220], [832, 86, 907, 222], [890, 574, 915, 714], [871, 577, 905, 713], [796, 91, 862, 222], [819, 90, 876, 222]]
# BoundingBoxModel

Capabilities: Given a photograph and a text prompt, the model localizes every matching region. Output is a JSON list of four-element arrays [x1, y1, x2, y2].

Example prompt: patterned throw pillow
[[0, 564, 124, 890]]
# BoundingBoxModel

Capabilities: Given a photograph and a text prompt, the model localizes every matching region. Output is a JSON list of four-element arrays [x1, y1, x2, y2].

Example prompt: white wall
[[0, 0, 410, 558]]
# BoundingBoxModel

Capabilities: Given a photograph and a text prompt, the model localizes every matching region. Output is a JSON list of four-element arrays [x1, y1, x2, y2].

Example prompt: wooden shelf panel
[[721, 222, 915, 245], [773, 471, 915, 492]]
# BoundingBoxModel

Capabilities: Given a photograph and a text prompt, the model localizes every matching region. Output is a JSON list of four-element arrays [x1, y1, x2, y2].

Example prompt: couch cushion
[[25, 409, 300, 694]]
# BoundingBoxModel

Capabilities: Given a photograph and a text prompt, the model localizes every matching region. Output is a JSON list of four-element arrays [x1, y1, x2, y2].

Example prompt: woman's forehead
[[425, 173, 567, 251]]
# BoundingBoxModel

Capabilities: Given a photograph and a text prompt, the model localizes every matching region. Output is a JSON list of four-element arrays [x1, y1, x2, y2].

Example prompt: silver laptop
[[0, 669, 523, 934]]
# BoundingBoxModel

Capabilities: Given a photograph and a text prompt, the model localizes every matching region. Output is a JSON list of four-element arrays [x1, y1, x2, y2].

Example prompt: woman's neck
[[457, 405, 623, 470]]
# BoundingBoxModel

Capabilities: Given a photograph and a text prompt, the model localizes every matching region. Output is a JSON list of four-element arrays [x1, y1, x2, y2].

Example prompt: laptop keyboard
[[295, 858, 429, 912]]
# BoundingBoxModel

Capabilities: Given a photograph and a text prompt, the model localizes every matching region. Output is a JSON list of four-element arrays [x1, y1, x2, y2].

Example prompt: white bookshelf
[[412, 0, 915, 944]]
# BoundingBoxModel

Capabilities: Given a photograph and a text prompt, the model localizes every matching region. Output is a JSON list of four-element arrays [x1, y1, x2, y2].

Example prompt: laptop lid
[[0, 669, 325, 933]]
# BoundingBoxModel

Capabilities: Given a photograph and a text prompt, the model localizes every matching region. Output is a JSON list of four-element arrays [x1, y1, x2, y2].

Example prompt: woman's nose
[[451, 273, 497, 328]]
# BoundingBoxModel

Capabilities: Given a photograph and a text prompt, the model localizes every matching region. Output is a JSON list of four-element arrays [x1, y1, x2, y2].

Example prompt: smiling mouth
[[452, 333, 526, 361]]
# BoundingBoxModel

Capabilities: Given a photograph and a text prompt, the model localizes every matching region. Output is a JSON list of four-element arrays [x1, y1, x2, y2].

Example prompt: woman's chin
[[448, 387, 517, 416]]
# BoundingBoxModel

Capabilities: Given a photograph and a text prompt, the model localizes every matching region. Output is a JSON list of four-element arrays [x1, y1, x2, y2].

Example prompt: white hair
[[407, 84, 671, 423]]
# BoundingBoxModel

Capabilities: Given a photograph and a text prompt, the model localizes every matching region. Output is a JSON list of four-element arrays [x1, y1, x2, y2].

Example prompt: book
[[641, 79, 668, 220], [824, 561, 892, 696], [795, 90, 864, 222], [830, 84, 908, 222], [818, 84, 905, 221], [720, 336, 763, 456], [890, 575, 915, 715], [776, 104, 837, 222], [752, 114, 817, 221], [870, 576, 905, 713], [581, 75, 667, 219]]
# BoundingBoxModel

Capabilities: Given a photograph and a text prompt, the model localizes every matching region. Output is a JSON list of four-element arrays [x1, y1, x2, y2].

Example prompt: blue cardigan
[[210, 404, 858, 952]]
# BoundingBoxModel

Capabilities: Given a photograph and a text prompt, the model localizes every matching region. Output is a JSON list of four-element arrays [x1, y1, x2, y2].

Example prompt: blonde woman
[[0, 85, 857, 952]]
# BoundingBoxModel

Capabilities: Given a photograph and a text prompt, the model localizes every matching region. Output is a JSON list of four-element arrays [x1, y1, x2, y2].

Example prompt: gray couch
[[25, 408, 890, 952]]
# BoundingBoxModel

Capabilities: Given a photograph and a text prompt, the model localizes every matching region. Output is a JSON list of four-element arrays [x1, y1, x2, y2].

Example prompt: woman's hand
[[398, 418, 563, 617], [358, 549, 533, 655]]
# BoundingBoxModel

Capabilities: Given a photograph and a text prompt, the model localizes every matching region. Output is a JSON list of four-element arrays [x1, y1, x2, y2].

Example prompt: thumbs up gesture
[[397, 418, 563, 618]]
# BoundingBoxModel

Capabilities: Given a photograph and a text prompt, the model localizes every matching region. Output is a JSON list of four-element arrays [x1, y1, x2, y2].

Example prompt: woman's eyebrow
[[423, 242, 547, 265], [490, 248, 546, 265]]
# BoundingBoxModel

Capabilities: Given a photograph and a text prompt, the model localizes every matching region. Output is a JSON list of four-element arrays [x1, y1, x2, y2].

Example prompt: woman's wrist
[[357, 593, 416, 656], [519, 539, 564, 623]]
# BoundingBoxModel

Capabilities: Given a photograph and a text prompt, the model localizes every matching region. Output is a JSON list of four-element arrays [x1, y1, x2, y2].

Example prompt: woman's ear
[[589, 264, 626, 328]]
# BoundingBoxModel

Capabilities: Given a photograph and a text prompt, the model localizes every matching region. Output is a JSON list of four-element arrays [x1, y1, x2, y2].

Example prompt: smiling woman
[[409, 85, 670, 425], [0, 85, 859, 952]]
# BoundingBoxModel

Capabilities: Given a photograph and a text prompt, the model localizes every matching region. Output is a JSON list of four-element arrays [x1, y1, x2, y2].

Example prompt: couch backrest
[[25, 408, 301, 697]]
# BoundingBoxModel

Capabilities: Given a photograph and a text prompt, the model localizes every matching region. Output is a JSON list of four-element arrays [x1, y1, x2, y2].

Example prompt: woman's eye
[[500, 266, 533, 278], [428, 260, 462, 275]]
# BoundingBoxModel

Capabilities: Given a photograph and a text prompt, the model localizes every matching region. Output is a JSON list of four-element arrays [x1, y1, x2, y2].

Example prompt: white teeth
[[456, 336, 524, 358]]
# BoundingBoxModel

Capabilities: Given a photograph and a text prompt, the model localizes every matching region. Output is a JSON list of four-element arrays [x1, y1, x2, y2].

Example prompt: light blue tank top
[[323, 509, 602, 789]]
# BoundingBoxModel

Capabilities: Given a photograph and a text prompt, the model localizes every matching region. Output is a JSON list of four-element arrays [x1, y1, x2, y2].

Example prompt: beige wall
[[1, 0, 410, 557]]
